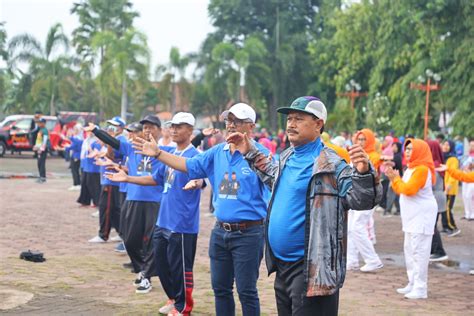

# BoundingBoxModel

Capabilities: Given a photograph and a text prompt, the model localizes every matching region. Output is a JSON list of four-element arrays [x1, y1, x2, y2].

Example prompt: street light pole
[[337, 80, 368, 110], [409, 70, 441, 140]]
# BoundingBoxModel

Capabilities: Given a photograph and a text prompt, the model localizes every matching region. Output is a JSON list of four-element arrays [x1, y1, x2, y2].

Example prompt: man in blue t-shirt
[[107, 112, 205, 315], [133, 103, 270, 316], [85, 115, 171, 294], [77, 131, 101, 207]]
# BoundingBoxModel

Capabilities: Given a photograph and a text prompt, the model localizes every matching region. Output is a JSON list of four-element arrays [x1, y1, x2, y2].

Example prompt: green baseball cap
[[277, 96, 327, 123]]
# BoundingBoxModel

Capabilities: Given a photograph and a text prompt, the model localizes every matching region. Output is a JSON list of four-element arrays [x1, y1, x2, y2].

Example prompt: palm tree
[[155, 47, 193, 114], [8, 23, 72, 115], [92, 28, 150, 120]]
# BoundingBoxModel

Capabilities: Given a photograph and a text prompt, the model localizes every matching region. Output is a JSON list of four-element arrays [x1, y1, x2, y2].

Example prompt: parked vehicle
[[0, 115, 63, 157]]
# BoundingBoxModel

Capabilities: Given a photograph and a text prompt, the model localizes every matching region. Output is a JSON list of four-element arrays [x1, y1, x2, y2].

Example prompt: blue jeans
[[209, 223, 264, 316]]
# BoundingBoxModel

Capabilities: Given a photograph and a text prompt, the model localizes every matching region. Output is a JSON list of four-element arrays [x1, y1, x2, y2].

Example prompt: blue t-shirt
[[66, 136, 83, 160], [82, 141, 101, 173], [118, 140, 172, 202], [269, 138, 323, 261], [186, 142, 270, 222], [152, 145, 201, 233]]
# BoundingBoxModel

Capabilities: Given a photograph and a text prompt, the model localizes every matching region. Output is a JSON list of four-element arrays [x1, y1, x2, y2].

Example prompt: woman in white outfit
[[385, 139, 437, 299]]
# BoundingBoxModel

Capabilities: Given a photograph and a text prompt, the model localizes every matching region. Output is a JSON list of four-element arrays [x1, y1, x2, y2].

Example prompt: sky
[[0, 0, 214, 73]]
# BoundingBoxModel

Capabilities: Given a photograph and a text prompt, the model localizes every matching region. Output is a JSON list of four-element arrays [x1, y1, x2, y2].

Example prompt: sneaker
[[396, 285, 413, 294], [404, 291, 427, 299], [447, 228, 461, 237], [167, 308, 184, 316], [375, 206, 385, 213], [133, 272, 144, 287], [135, 278, 152, 294], [115, 242, 126, 254], [91, 211, 99, 218], [429, 254, 449, 262], [360, 262, 383, 272], [110, 235, 123, 242], [346, 264, 360, 271], [441, 228, 452, 234], [159, 299, 175, 314], [68, 186, 76, 191], [88, 236, 106, 243], [469, 270, 474, 275]]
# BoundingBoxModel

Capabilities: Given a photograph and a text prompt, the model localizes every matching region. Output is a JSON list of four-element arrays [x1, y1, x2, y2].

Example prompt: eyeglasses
[[357, 138, 367, 142], [224, 118, 251, 126], [405, 147, 413, 152]]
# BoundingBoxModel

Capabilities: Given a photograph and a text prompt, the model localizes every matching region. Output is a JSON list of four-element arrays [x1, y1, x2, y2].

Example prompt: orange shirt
[[392, 166, 429, 196], [447, 167, 474, 183]]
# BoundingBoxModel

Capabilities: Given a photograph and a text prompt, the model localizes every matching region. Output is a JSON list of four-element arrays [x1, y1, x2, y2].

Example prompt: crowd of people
[[30, 96, 474, 315]]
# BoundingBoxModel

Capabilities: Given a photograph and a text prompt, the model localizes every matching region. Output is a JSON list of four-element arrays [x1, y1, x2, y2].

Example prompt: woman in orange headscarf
[[346, 128, 383, 272], [385, 139, 437, 299]]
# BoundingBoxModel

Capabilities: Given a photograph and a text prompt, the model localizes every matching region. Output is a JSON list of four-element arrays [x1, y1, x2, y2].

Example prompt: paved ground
[[0, 156, 473, 315]]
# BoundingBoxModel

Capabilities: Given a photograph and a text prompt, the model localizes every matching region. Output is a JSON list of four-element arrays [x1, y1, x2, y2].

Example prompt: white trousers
[[462, 183, 474, 219], [347, 209, 382, 267], [403, 232, 433, 295]]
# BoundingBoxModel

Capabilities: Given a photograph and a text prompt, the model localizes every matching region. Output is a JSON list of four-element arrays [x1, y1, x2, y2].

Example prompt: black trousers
[[70, 158, 81, 186], [121, 200, 160, 276], [379, 178, 390, 209], [274, 259, 339, 316], [98, 185, 121, 241], [154, 226, 197, 314], [37, 151, 47, 179], [431, 214, 446, 256], [77, 172, 101, 206], [441, 195, 457, 230], [118, 192, 127, 236]]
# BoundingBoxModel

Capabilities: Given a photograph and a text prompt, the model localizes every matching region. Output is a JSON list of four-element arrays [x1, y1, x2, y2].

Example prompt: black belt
[[217, 219, 264, 232]]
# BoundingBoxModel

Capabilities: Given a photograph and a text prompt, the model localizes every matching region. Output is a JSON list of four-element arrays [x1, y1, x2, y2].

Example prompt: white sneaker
[[396, 285, 413, 294], [72, 185, 81, 191], [91, 211, 99, 218], [404, 291, 427, 299], [68, 186, 76, 191], [88, 236, 106, 243], [360, 262, 383, 272], [135, 278, 152, 294], [110, 235, 122, 242], [347, 264, 360, 271], [159, 299, 175, 314]]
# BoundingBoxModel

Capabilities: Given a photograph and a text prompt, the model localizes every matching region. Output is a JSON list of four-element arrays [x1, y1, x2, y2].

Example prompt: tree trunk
[[50, 92, 56, 116], [171, 79, 176, 115], [121, 75, 128, 121]]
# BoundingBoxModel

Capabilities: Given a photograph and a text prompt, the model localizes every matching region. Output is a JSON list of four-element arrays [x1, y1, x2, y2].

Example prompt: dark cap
[[35, 117, 46, 123], [125, 122, 143, 132], [139, 115, 161, 128]]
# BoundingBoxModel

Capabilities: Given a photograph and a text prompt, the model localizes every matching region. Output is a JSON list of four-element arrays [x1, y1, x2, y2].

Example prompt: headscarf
[[355, 128, 381, 169], [427, 139, 444, 178], [382, 136, 394, 156], [442, 139, 456, 161], [405, 138, 436, 184]]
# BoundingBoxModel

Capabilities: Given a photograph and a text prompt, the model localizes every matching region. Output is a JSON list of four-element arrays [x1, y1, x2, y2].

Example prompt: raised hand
[[226, 132, 251, 155], [132, 135, 161, 157], [83, 122, 96, 132], [435, 164, 447, 172], [95, 156, 115, 167], [183, 179, 203, 191], [105, 168, 128, 182], [384, 166, 400, 181], [202, 127, 219, 137], [348, 144, 370, 174]]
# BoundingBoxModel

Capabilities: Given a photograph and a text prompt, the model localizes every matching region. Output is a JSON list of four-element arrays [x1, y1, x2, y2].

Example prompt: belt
[[217, 219, 264, 232]]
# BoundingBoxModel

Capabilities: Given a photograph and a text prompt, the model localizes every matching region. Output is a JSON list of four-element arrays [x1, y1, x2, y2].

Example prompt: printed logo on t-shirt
[[137, 156, 152, 176], [163, 167, 176, 193], [218, 171, 241, 200]]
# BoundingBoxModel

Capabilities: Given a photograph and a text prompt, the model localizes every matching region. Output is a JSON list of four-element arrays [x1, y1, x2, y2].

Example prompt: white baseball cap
[[221, 103, 256, 123], [167, 112, 195, 126]]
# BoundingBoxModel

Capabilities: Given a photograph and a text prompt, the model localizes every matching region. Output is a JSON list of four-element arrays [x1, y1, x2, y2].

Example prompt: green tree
[[8, 23, 73, 115], [92, 28, 150, 119]]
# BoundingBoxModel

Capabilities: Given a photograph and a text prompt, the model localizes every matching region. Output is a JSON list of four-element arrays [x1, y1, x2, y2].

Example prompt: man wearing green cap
[[227, 96, 382, 315]]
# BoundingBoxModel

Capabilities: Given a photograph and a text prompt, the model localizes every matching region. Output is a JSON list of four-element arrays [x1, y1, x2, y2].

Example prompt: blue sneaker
[[115, 242, 126, 254]]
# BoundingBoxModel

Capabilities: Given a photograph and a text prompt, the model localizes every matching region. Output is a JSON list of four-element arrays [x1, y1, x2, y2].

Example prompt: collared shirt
[[186, 142, 270, 222]]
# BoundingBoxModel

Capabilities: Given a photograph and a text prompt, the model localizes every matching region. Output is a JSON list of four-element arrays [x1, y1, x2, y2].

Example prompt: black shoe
[[447, 228, 461, 237], [122, 262, 133, 269], [429, 254, 449, 262], [441, 229, 452, 234], [133, 272, 144, 287]]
